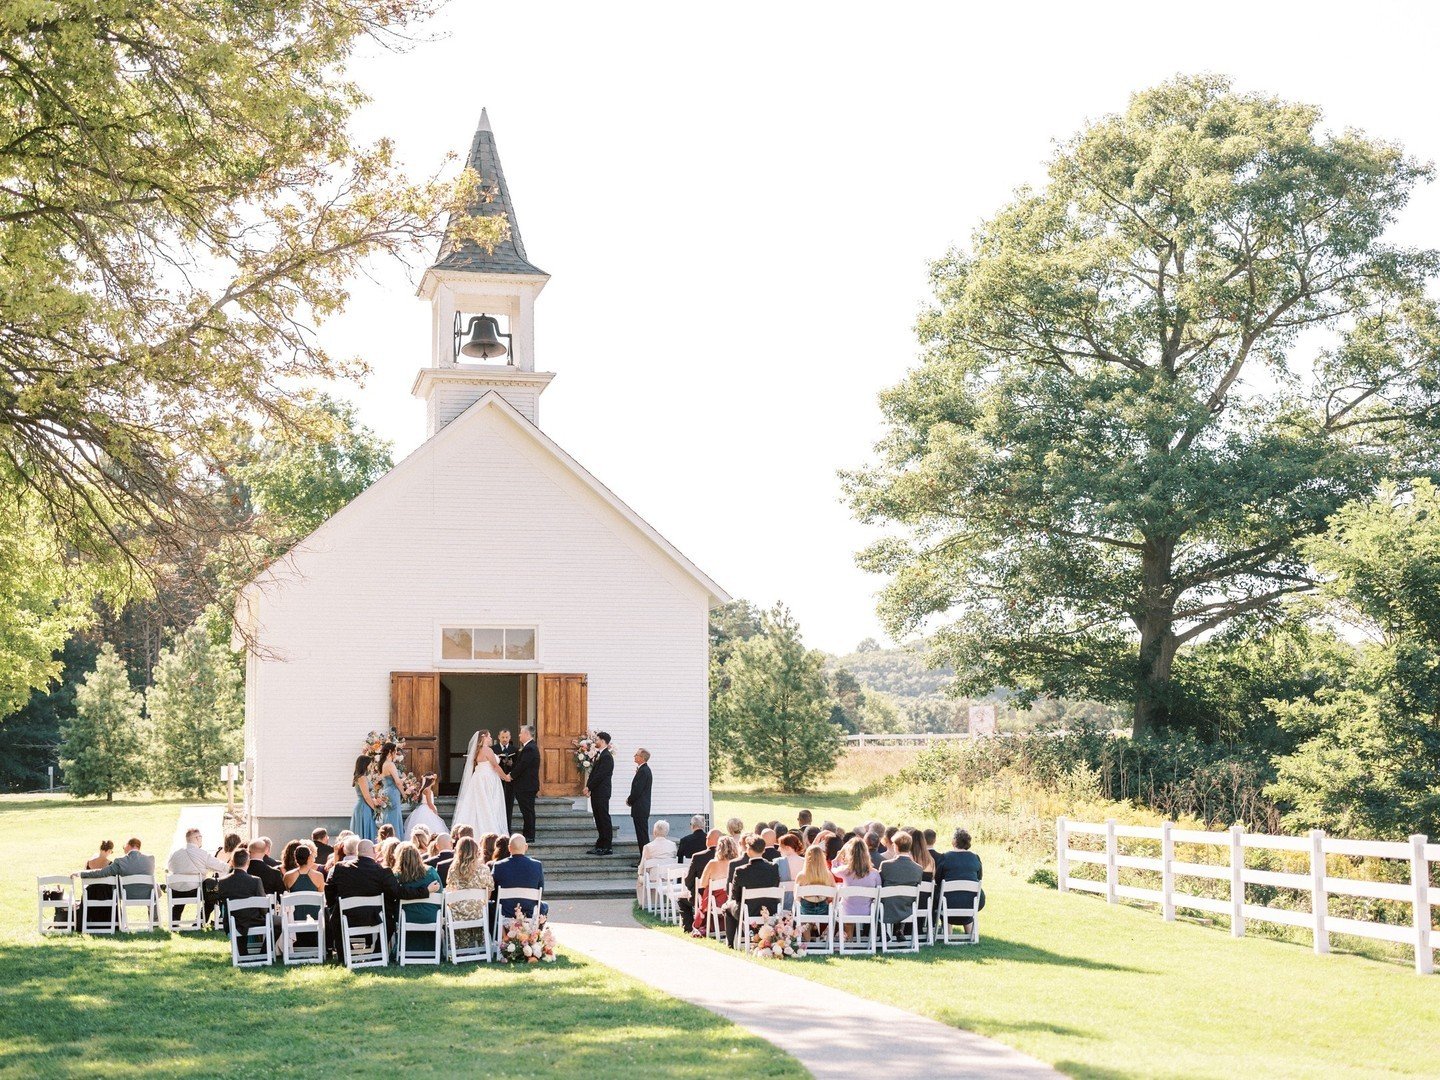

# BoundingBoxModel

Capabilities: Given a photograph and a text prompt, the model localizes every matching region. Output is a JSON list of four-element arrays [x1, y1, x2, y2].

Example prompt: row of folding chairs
[[226, 886, 544, 970], [37, 873, 211, 935]]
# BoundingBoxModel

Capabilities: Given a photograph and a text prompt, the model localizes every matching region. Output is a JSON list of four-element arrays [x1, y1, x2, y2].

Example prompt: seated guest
[[725, 817, 745, 841], [283, 843, 325, 894], [491, 834, 547, 921], [797, 809, 813, 833], [795, 844, 835, 940], [246, 840, 284, 895], [279, 839, 302, 873], [833, 837, 880, 941], [803, 825, 819, 845], [411, 826, 433, 855], [377, 837, 399, 872], [678, 828, 720, 929], [878, 831, 924, 934], [933, 827, 985, 925], [425, 833, 455, 886], [777, 833, 805, 883], [216, 832, 243, 861], [865, 828, 886, 866], [692, 835, 737, 937], [675, 815, 709, 862], [376, 823, 396, 843], [923, 828, 937, 851], [452, 825, 474, 843], [166, 827, 226, 923], [257, 837, 280, 867], [324, 837, 437, 952], [444, 837, 494, 950], [907, 827, 936, 886], [80, 839, 116, 929], [311, 828, 334, 865], [217, 849, 268, 951], [325, 831, 355, 874], [491, 834, 510, 866], [636, 820, 679, 902], [393, 841, 441, 950], [760, 828, 781, 861], [724, 835, 756, 894], [822, 832, 843, 865], [725, 835, 781, 947], [80, 837, 155, 899], [479, 832, 500, 866]]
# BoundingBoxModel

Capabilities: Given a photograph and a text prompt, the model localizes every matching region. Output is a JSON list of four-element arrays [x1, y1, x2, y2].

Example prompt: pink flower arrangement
[[749, 910, 804, 959], [571, 732, 601, 773], [497, 908, 557, 964]]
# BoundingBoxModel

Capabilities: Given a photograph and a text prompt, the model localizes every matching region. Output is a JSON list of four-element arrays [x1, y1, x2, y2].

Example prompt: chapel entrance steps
[[432, 795, 638, 899]]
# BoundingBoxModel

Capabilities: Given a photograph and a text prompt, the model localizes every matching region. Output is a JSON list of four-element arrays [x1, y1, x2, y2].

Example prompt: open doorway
[[438, 673, 535, 795]]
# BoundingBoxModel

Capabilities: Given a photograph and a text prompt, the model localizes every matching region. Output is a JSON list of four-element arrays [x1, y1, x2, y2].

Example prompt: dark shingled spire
[[432, 109, 546, 276]]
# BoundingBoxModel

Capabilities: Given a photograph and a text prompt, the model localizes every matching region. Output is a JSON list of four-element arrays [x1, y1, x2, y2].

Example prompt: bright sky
[[325, 1, 1440, 654]]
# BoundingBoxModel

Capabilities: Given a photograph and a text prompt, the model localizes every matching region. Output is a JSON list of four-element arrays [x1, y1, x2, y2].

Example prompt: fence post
[[1229, 824, 1245, 939], [1310, 829, 1328, 955], [1056, 817, 1069, 893], [1411, 834, 1433, 976], [1161, 820, 1175, 922], [1105, 818, 1118, 905]]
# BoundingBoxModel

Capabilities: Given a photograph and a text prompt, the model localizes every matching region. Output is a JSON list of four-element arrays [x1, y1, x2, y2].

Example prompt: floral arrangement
[[399, 772, 427, 804], [497, 908, 557, 964], [748, 909, 804, 959], [361, 728, 406, 761], [571, 731, 601, 773]]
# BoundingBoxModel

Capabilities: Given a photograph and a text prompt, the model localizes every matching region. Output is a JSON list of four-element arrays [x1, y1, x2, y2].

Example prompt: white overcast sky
[[322, 1, 1440, 654]]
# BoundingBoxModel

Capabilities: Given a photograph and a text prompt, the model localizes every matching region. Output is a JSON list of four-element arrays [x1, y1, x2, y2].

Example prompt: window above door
[[438, 625, 538, 666]]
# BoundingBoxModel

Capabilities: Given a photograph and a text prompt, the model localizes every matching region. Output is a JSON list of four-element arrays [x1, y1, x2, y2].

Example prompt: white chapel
[[235, 112, 729, 847]]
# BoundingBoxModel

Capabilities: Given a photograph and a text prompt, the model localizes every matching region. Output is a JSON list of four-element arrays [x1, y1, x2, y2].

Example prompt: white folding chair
[[638, 858, 665, 914], [444, 888, 493, 963], [279, 893, 326, 965], [937, 880, 982, 945], [117, 875, 160, 932], [165, 874, 206, 933], [781, 879, 797, 915], [878, 884, 922, 953], [397, 898, 444, 965], [736, 887, 785, 950], [226, 895, 275, 967], [704, 879, 727, 942], [659, 864, 689, 924], [493, 887, 543, 942], [75, 874, 117, 934], [836, 885, 879, 955], [37, 876, 76, 934], [794, 884, 836, 955], [339, 895, 389, 969], [916, 880, 936, 945]]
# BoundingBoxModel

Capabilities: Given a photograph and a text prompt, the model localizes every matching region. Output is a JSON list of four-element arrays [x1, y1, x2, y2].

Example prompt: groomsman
[[583, 731, 615, 856], [496, 729, 518, 832], [510, 725, 541, 842], [626, 748, 653, 857]]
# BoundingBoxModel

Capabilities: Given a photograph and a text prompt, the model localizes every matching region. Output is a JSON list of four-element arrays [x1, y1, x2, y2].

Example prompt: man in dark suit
[[725, 836, 781, 947], [310, 828, 334, 866], [878, 831, 924, 936], [216, 850, 267, 952], [675, 815, 709, 863], [583, 731, 615, 856], [324, 838, 437, 955], [626, 748, 653, 857], [491, 834, 548, 921], [496, 729, 518, 832], [678, 828, 719, 929], [759, 828, 781, 862], [245, 839, 284, 895], [510, 725, 541, 842], [425, 833, 455, 886]]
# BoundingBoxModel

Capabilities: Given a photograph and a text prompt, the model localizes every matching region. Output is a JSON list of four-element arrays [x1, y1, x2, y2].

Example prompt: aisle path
[[548, 899, 1059, 1080]]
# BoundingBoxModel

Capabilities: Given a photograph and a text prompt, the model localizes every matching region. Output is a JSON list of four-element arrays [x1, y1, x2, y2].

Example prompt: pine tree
[[719, 605, 841, 791], [147, 620, 243, 798], [60, 643, 145, 801]]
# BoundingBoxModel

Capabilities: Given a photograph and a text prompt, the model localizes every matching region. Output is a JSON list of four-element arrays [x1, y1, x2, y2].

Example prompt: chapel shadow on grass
[[0, 939, 804, 1079]]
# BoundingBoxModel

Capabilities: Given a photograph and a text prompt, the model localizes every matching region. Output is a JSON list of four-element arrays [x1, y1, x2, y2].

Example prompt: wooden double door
[[390, 672, 588, 797]]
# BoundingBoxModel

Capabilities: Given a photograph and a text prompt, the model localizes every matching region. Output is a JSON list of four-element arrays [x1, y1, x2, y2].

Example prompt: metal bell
[[459, 315, 508, 361]]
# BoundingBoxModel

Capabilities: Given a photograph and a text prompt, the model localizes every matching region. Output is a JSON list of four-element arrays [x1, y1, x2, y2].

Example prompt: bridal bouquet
[[571, 732, 601, 772], [748, 910, 804, 959], [497, 911, 557, 964]]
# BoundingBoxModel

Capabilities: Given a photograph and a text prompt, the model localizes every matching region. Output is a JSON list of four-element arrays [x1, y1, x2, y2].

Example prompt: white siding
[[435, 381, 537, 426], [246, 402, 711, 823]]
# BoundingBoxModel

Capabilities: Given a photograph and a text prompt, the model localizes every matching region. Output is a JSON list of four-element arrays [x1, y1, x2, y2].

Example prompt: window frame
[[434, 622, 542, 670]]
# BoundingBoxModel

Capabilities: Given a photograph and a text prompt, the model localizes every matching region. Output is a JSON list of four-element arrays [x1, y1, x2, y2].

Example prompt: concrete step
[[542, 878, 638, 899]]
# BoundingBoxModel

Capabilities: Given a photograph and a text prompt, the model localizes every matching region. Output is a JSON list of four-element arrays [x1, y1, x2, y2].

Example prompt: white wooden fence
[[843, 732, 974, 746], [1056, 816, 1439, 975]]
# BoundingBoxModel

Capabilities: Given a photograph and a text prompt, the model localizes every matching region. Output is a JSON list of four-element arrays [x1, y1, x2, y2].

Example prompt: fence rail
[[1056, 816, 1438, 975], [842, 732, 975, 746]]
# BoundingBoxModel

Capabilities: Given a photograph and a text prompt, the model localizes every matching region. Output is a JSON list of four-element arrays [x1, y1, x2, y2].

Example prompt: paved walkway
[[548, 899, 1058, 1080]]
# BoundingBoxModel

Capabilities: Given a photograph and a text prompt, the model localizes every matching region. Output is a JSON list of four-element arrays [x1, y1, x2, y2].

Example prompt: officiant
[[496, 728, 518, 832]]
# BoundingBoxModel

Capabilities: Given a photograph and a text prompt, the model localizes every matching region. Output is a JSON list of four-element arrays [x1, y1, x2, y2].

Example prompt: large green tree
[[146, 617, 243, 797], [846, 75, 1440, 736], [61, 643, 144, 800]]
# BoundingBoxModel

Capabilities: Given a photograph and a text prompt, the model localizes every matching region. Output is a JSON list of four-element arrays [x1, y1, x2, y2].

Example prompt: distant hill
[[824, 642, 955, 699]]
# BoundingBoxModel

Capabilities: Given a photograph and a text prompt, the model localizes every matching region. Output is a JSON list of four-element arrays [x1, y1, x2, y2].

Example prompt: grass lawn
[[705, 784, 1440, 1080], [0, 795, 804, 1080]]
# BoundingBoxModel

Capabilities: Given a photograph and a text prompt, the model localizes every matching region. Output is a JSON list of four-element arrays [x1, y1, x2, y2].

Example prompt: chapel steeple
[[415, 110, 553, 435]]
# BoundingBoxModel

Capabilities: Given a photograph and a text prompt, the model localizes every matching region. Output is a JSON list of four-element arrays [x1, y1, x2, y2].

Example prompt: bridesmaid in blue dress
[[376, 742, 406, 836], [349, 754, 378, 841]]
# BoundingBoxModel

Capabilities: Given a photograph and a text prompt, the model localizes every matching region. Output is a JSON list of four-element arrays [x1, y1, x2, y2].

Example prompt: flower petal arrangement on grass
[[749, 910, 804, 959], [497, 909, 557, 964]]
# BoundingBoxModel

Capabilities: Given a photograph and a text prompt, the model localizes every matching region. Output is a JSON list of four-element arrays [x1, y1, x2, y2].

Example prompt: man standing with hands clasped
[[584, 731, 615, 856], [626, 748, 653, 857], [510, 725, 541, 843]]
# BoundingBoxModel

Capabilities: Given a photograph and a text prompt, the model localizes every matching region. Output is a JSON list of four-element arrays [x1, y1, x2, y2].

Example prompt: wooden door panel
[[391, 672, 440, 784], [537, 673, 587, 796]]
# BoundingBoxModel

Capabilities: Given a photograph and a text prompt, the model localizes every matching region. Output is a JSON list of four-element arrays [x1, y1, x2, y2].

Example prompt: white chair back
[[736, 886, 786, 950], [397, 897, 444, 966], [226, 895, 275, 967], [794, 883, 836, 955], [37, 875, 76, 934], [835, 884, 880, 955], [279, 893, 326, 965], [117, 875, 160, 932], [916, 879, 936, 945], [704, 877, 727, 942], [443, 888, 493, 964], [878, 884, 922, 953], [659, 864, 689, 924], [165, 874, 206, 933], [493, 887, 543, 940], [338, 895, 389, 969], [639, 858, 666, 913], [938, 879, 982, 945], [75, 873, 117, 934]]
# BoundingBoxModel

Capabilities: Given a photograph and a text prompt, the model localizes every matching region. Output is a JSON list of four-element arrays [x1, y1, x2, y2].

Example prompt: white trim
[[435, 621, 541, 669]]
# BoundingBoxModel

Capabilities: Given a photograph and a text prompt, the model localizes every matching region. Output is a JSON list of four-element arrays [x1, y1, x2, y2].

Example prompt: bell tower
[[414, 109, 554, 435]]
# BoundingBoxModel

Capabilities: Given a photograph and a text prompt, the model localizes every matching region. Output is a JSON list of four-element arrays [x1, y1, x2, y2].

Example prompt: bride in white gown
[[451, 729, 510, 836]]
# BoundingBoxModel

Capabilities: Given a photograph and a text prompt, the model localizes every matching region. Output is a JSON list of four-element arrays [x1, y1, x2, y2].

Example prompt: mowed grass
[[0, 795, 803, 1080], [708, 782, 1440, 1080]]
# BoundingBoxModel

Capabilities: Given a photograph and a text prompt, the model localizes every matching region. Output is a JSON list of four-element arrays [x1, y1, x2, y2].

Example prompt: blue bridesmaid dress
[[378, 771, 405, 835], [349, 778, 378, 841]]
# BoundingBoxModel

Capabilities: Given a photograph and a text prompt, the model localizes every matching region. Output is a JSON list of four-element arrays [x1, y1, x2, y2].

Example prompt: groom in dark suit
[[584, 731, 615, 856], [510, 725, 541, 842]]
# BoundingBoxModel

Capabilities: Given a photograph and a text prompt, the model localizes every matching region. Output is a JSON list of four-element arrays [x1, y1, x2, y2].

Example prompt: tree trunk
[[1132, 537, 1179, 739]]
